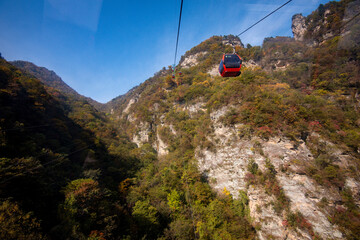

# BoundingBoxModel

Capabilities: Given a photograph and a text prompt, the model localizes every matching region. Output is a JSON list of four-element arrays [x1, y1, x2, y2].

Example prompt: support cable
[[173, 0, 184, 72], [237, 0, 293, 37], [0, 143, 95, 185]]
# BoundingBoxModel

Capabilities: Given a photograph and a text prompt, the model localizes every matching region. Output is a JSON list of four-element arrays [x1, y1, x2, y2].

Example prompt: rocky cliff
[[106, 0, 360, 238], [292, 0, 360, 45], [292, 14, 307, 41]]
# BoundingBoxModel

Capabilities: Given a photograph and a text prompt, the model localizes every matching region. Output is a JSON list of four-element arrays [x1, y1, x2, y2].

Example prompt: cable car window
[[224, 55, 240, 63]]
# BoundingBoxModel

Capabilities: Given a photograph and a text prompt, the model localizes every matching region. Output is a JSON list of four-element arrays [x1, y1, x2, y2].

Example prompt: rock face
[[195, 106, 345, 239], [207, 64, 219, 76], [180, 51, 208, 68], [132, 121, 151, 147], [123, 95, 139, 114], [124, 98, 351, 239], [243, 59, 259, 69], [111, 3, 360, 237], [292, 2, 360, 45], [154, 132, 169, 156], [292, 14, 307, 41], [222, 35, 244, 48]]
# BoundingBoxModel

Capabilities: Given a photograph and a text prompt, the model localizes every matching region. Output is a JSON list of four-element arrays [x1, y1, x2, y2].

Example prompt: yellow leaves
[[210, 43, 219, 51], [235, 45, 243, 53], [63, 178, 96, 197], [222, 187, 231, 197], [0, 200, 43, 239], [195, 220, 204, 235], [118, 178, 132, 196], [274, 83, 290, 89], [132, 200, 159, 225], [167, 189, 182, 212], [164, 75, 176, 89], [262, 82, 290, 91], [198, 80, 210, 87], [0, 88, 12, 95], [313, 89, 329, 95], [0, 65, 12, 79]]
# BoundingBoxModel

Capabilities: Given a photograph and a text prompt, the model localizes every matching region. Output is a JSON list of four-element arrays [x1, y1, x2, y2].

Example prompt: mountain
[[1, 58, 96, 237], [11, 61, 80, 96], [1, 0, 360, 239], [292, 0, 360, 45], [10, 60, 104, 111], [0, 58, 143, 239], [1, 55, 256, 239], [104, 0, 360, 239]]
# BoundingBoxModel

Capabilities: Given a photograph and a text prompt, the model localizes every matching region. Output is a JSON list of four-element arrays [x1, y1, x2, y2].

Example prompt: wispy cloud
[[44, 0, 103, 32]]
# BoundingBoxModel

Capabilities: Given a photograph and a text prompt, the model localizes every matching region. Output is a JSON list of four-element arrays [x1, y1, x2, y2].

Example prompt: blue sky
[[0, 0, 332, 103]]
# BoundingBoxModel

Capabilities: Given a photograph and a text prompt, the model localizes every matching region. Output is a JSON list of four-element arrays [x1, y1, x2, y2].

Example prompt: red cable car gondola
[[219, 53, 242, 77]]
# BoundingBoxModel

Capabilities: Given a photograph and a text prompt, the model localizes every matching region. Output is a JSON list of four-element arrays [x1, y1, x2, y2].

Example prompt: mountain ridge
[[10, 60, 105, 111], [1, 0, 360, 239], [103, 0, 360, 238]]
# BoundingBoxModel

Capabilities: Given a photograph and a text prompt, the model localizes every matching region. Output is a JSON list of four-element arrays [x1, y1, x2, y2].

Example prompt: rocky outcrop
[[292, 14, 307, 41], [207, 64, 219, 76], [126, 99, 351, 239], [123, 95, 139, 114], [83, 151, 98, 168], [243, 59, 260, 69], [132, 121, 151, 147], [222, 35, 244, 48], [112, 3, 360, 237], [195, 106, 345, 239], [182, 102, 206, 117], [180, 51, 208, 68], [154, 132, 169, 156]]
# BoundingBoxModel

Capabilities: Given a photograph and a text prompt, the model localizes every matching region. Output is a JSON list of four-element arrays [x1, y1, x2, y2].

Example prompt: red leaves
[[282, 220, 289, 227], [257, 125, 273, 139], [245, 172, 256, 184], [309, 121, 322, 132]]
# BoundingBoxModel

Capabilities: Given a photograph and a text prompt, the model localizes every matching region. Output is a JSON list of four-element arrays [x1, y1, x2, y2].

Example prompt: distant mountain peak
[[10, 60, 104, 110], [11, 60, 77, 95]]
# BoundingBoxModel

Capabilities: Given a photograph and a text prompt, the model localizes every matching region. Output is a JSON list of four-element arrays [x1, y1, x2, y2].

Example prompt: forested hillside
[[0, 58, 145, 239], [11, 60, 105, 111], [106, 0, 360, 239], [1, 0, 360, 239]]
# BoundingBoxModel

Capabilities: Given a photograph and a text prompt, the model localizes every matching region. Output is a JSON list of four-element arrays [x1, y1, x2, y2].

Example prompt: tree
[[167, 189, 182, 212], [60, 179, 114, 239], [132, 200, 160, 238], [0, 200, 45, 239]]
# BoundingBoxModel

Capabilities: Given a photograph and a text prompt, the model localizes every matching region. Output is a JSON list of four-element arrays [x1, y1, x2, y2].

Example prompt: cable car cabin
[[219, 54, 242, 77]]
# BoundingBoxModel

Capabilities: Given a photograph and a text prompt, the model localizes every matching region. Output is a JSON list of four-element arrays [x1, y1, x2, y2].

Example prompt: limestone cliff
[[108, 1, 360, 238], [292, 14, 307, 41]]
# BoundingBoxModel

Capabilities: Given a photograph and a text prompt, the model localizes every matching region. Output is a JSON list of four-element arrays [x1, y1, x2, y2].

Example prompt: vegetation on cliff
[[1, 0, 360, 239]]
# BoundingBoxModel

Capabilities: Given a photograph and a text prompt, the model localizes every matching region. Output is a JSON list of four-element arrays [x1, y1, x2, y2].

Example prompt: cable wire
[[342, 10, 360, 28], [173, 0, 184, 68], [1, 120, 76, 132], [237, 0, 293, 37], [0, 143, 95, 185], [171, 2, 197, 236]]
